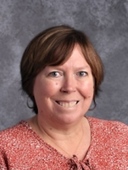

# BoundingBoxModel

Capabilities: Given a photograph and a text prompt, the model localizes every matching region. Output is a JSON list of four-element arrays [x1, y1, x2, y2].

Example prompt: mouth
[[55, 101, 79, 108]]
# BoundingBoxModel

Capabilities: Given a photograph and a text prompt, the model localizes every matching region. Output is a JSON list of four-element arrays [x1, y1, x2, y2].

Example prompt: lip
[[55, 100, 79, 108]]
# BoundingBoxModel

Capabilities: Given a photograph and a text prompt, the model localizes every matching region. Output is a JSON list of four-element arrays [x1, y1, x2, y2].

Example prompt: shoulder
[[0, 121, 28, 136], [87, 116, 128, 141], [86, 117, 128, 168], [87, 117, 128, 168], [88, 116, 128, 132], [0, 121, 31, 148]]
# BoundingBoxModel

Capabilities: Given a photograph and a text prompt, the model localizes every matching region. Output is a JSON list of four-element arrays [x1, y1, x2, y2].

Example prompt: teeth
[[57, 101, 78, 108]]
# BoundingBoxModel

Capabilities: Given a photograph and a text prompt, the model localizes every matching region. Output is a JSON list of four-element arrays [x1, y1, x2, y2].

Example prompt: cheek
[[80, 80, 94, 96], [35, 80, 60, 97]]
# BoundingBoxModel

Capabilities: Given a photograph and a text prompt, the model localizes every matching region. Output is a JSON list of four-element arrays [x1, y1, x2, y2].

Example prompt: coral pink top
[[0, 117, 128, 170]]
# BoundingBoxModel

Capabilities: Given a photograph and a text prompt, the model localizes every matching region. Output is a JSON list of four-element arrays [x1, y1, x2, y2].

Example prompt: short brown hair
[[20, 25, 104, 113]]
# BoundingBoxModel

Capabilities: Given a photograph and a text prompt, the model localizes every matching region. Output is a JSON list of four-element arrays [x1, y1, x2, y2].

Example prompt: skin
[[33, 44, 94, 129], [28, 44, 94, 159]]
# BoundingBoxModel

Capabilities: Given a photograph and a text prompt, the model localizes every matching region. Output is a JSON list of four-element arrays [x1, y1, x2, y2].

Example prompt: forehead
[[45, 44, 91, 71], [60, 44, 91, 68]]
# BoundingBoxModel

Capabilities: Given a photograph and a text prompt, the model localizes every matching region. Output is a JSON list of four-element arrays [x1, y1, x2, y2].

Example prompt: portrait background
[[0, 0, 128, 130]]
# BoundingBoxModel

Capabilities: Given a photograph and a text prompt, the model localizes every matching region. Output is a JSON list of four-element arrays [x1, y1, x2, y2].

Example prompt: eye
[[48, 71, 62, 78], [77, 71, 88, 77]]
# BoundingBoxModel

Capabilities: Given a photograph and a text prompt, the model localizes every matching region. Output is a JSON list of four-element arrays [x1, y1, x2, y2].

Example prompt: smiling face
[[33, 44, 94, 125]]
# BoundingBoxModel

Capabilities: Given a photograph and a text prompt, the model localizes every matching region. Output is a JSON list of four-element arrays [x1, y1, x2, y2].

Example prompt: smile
[[56, 101, 79, 108]]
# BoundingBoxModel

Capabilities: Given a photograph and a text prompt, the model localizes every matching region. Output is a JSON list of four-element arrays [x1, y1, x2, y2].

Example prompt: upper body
[[0, 25, 127, 169], [0, 116, 128, 170]]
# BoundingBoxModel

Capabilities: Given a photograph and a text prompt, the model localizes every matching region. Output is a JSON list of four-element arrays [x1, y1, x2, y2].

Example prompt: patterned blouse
[[0, 117, 128, 170]]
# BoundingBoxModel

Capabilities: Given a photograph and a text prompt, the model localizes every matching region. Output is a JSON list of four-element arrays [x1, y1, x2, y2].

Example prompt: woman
[[0, 25, 128, 170]]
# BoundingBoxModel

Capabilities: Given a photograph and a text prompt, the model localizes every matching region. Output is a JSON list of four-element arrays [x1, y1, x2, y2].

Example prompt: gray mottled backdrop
[[0, 0, 128, 130]]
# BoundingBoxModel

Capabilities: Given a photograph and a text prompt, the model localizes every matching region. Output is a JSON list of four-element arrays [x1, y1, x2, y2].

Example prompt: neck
[[35, 115, 87, 140], [28, 115, 90, 159]]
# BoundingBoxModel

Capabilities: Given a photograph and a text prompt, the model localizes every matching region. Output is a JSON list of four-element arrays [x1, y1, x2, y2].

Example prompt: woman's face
[[33, 44, 94, 125]]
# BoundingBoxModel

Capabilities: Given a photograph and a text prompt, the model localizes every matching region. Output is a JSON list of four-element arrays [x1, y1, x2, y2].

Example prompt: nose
[[60, 74, 76, 93]]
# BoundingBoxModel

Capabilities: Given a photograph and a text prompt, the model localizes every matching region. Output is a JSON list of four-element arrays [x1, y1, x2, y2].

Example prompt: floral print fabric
[[0, 117, 128, 170]]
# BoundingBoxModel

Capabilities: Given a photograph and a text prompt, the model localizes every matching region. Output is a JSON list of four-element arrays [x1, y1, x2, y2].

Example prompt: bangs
[[43, 36, 77, 66]]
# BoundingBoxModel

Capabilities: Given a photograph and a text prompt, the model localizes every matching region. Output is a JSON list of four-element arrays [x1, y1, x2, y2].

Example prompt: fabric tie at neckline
[[68, 155, 91, 170]]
